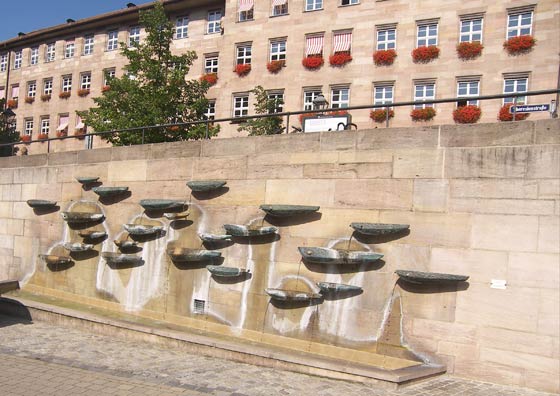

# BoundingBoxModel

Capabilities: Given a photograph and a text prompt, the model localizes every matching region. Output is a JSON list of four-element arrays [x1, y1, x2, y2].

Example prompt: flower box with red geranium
[[302, 55, 324, 70], [200, 73, 218, 85], [59, 91, 71, 99], [370, 109, 395, 123], [41, 94, 51, 102], [101, 85, 111, 93], [234, 64, 251, 77], [56, 130, 68, 138], [74, 129, 86, 139], [412, 46, 440, 63], [453, 105, 482, 124], [411, 107, 436, 121], [77, 89, 90, 97], [267, 60, 285, 74], [457, 42, 483, 60], [503, 35, 535, 55], [373, 49, 397, 66], [298, 110, 349, 124], [7, 99, 18, 108], [329, 52, 352, 67], [20, 135, 32, 143], [498, 103, 530, 121], [167, 125, 180, 132], [38, 133, 49, 140], [25, 96, 35, 104]]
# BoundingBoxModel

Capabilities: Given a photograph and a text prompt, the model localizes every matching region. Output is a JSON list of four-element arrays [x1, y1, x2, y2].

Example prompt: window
[[175, 16, 189, 39], [62, 75, 72, 92], [128, 26, 141, 46], [204, 55, 219, 73], [30, 47, 39, 65], [0, 53, 7, 72], [46, 43, 56, 62], [65, 41, 75, 58], [233, 94, 249, 117], [332, 31, 352, 54], [27, 81, 37, 98], [305, 34, 324, 56], [331, 86, 350, 108], [341, 0, 359, 5], [57, 115, 69, 134], [238, 0, 254, 21], [507, 11, 533, 38], [303, 89, 322, 110], [107, 30, 119, 51], [207, 10, 221, 34], [14, 51, 22, 69], [41, 118, 50, 135], [83, 35, 94, 55], [272, 0, 288, 16], [305, 0, 323, 11], [103, 68, 116, 86], [268, 91, 284, 113], [270, 39, 286, 61], [24, 119, 33, 136], [460, 18, 483, 43], [80, 73, 91, 90], [377, 27, 396, 50], [457, 80, 480, 106], [204, 100, 216, 120], [374, 84, 394, 108], [417, 23, 438, 47], [43, 79, 53, 95], [11, 85, 19, 100], [414, 82, 436, 109], [236, 44, 252, 65], [503, 76, 528, 104]]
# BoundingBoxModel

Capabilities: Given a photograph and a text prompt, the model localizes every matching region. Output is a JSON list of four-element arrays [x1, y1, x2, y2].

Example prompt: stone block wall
[[0, 119, 558, 392]]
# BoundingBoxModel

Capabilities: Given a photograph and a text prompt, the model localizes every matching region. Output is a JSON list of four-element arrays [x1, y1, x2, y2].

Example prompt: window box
[[20, 135, 32, 143], [498, 104, 529, 121], [25, 96, 35, 104], [410, 107, 436, 121], [329, 51, 352, 67], [59, 92, 71, 99], [41, 94, 52, 102], [234, 63, 251, 76], [456, 42, 483, 60], [38, 133, 49, 140], [370, 109, 394, 123], [302, 55, 324, 70], [412, 46, 440, 63], [267, 60, 285, 74], [503, 35, 535, 55], [373, 49, 397, 66], [77, 89, 90, 97], [7, 99, 18, 109], [453, 105, 481, 124], [56, 131, 68, 138], [200, 73, 218, 85], [101, 85, 111, 93], [74, 129, 86, 139]]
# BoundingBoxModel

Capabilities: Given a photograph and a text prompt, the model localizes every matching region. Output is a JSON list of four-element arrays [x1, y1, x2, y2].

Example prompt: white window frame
[[272, 1, 288, 16], [205, 100, 216, 120], [377, 28, 397, 51], [239, 4, 254, 22], [503, 77, 528, 104], [331, 86, 350, 109], [107, 30, 119, 51], [80, 73, 92, 90], [460, 18, 483, 43], [46, 43, 56, 62], [341, 0, 359, 5], [305, 0, 323, 12], [233, 94, 249, 117], [457, 80, 480, 106], [128, 26, 141, 47], [11, 84, 19, 100], [175, 16, 189, 39], [507, 11, 533, 39], [207, 10, 222, 34], [268, 91, 284, 114], [43, 79, 53, 95], [24, 119, 33, 136], [65, 41, 75, 58], [374, 84, 394, 108], [204, 55, 219, 74], [27, 82, 37, 98], [236, 44, 252, 65], [0, 53, 7, 72], [417, 23, 438, 47], [83, 35, 95, 55], [62, 75, 72, 92], [414, 82, 436, 109], [104, 68, 116, 86], [30, 47, 39, 65], [41, 118, 50, 135], [270, 39, 287, 61], [14, 51, 22, 69], [303, 89, 322, 111]]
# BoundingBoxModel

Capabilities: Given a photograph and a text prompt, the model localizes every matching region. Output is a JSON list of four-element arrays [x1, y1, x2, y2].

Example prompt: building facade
[[0, 0, 558, 153]]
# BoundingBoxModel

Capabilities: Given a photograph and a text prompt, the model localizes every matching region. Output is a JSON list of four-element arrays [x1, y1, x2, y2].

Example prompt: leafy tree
[[0, 99, 20, 157], [237, 86, 284, 136], [82, 2, 217, 145]]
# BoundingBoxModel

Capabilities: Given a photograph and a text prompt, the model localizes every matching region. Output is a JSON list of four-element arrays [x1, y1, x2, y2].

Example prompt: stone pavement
[[0, 314, 553, 396]]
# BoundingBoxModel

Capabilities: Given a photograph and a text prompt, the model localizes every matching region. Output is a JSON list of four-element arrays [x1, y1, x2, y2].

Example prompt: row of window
[[19, 114, 85, 137]]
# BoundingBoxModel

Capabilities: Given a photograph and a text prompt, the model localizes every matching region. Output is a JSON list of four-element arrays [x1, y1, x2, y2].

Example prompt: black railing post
[[385, 107, 390, 128], [141, 129, 145, 144], [205, 121, 209, 139], [286, 114, 290, 134], [512, 100, 517, 122], [47, 138, 51, 153]]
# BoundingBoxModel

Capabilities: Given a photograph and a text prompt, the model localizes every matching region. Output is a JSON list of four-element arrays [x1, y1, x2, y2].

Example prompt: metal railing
[[1, 88, 558, 154]]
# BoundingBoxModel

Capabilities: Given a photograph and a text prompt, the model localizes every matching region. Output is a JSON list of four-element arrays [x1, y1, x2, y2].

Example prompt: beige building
[[0, 0, 558, 152]]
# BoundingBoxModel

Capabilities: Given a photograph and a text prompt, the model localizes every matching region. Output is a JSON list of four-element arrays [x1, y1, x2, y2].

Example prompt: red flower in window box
[[370, 109, 395, 123], [456, 42, 483, 60], [373, 49, 397, 66], [20, 135, 32, 143], [200, 73, 218, 85], [101, 85, 111, 93], [38, 133, 49, 140], [329, 51, 352, 67], [327, 110, 349, 117], [503, 35, 536, 55], [41, 94, 51, 102], [412, 46, 440, 63], [56, 131, 68, 138], [302, 55, 324, 70], [59, 91, 71, 99], [77, 88, 90, 97], [7, 99, 18, 109], [234, 63, 251, 76], [298, 112, 316, 123], [74, 129, 86, 139], [267, 60, 285, 74], [498, 103, 530, 121], [24, 96, 35, 104], [453, 105, 482, 124], [298, 110, 349, 123], [410, 107, 436, 121]]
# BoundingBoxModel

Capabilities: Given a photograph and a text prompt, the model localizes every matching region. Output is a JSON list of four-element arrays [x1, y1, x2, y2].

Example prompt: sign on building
[[302, 114, 352, 132], [509, 104, 551, 113]]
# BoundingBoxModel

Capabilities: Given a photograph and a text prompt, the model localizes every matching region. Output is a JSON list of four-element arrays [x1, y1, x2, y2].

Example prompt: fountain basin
[[61, 212, 105, 224], [265, 288, 323, 302], [139, 199, 185, 211], [206, 265, 249, 277], [101, 252, 144, 266], [198, 233, 232, 242], [395, 270, 469, 284], [260, 204, 320, 217], [114, 240, 138, 249], [92, 186, 129, 197], [350, 222, 410, 236], [316, 282, 363, 294], [298, 247, 383, 265], [78, 230, 107, 239], [124, 224, 164, 236], [75, 176, 99, 185], [167, 248, 221, 262], [63, 243, 94, 252], [26, 199, 57, 209], [223, 224, 277, 237], [39, 255, 73, 265], [186, 180, 227, 192]]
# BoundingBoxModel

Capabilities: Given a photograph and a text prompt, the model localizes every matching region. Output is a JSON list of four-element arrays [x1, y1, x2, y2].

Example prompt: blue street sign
[[510, 104, 551, 113]]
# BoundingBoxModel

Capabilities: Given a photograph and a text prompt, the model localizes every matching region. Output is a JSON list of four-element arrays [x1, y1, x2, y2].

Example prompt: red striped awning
[[306, 35, 324, 56], [333, 32, 352, 52], [238, 0, 254, 12], [272, 0, 287, 6]]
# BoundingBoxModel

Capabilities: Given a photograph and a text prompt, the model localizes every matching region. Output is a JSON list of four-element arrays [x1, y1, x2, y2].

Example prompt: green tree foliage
[[237, 86, 284, 136], [0, 99, 20, 157], [82, 2, 217, 145]]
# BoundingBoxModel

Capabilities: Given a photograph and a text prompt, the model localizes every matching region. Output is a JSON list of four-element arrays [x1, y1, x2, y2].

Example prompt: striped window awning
[[272, 0, 287, 6], [238, 0, 254, 12], [306, 35, 324, 56], [333, 32, 352, 52], [57, 116, 69, 131], [11, 86, 19, 97]]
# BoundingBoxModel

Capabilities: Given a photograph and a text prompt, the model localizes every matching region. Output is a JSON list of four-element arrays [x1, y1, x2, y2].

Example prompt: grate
[[193, 299, 205, 314]]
